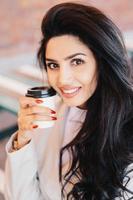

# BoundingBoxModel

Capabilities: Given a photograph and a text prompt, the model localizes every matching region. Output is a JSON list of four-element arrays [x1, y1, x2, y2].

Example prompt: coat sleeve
[[115, 164, 133, 200], [122, 164, 133, 200], [4, 133, 44, 200]]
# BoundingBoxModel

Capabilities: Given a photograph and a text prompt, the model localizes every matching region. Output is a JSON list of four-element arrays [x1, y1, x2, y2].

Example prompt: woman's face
[[45, 35, 98, 108]]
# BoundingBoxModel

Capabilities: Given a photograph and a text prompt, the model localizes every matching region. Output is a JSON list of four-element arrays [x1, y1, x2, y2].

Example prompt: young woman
[[5, 2, 133, 200]]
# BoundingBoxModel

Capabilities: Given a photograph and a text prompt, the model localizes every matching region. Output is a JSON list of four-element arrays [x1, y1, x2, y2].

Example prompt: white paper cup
[[26, 86, 57, 128]]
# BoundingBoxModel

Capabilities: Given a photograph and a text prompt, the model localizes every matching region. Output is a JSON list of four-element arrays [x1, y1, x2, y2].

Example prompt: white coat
[[4, 96, 133, 200]]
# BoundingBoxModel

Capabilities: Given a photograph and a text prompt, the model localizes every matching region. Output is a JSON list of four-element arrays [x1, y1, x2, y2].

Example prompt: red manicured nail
[[32, 125, 38, 129], [51, 110, 56, 114], [51, 117, 57, 120], [36, 99, 43, 104]]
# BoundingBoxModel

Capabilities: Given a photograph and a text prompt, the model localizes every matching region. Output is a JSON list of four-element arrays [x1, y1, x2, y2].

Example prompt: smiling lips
[[60, 87, 81, 98]]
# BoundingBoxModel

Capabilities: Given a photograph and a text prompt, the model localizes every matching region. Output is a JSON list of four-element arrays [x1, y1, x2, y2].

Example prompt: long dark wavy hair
[[37, 2, 133, 199]]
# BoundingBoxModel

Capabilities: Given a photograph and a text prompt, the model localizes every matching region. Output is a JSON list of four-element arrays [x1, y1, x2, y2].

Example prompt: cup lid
[[26, 86, 56, 98]]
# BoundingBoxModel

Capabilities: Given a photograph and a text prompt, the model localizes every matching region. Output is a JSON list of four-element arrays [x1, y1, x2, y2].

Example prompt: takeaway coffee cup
[[26, 86, 57, 128]]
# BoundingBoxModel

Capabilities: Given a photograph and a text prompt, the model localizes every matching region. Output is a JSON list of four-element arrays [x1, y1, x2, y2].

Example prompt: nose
[[58, 65, 73, 85]]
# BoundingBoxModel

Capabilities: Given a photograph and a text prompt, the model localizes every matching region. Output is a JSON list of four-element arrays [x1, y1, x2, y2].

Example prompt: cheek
[[47, 72, 57, 87], [80, 73, 92, 85], [81, 70, 98, 89]]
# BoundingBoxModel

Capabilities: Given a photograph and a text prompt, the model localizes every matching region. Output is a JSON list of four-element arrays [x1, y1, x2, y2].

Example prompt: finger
[[20, 106, 56, 116], [32, 114, 57, 121], [18, 115, 33, 131], [19, 96, 44, 109], [18, 114, 57, 130]]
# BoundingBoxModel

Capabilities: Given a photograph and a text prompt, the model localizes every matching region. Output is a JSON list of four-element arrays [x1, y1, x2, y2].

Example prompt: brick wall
[[0, 0, 133, 56]]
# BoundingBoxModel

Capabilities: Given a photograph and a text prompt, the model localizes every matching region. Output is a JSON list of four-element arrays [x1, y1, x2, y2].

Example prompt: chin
[[62, 99, 86, 108]]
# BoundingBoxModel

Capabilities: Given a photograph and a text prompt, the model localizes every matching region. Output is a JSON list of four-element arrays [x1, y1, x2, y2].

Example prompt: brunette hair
[[37, 2, 133, 199]]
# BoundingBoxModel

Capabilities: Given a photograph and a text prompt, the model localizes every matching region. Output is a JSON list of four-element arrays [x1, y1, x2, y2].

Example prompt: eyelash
[[46, 63, 58, 69], [46, 58, 85, 70]]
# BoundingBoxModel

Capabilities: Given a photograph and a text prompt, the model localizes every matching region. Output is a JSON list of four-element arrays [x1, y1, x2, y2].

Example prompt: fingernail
[[36, 99, 43, 104], [51, 117, 57, 120], [32, 125, 38, 129], [51, 110, 56, 114]]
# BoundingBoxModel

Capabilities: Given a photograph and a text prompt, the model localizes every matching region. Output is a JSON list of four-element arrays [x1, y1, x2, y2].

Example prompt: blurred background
[[0, 0, 133, 199]]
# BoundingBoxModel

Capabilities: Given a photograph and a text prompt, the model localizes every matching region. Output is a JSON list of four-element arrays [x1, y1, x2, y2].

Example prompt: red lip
[[60, 87, 81, 98], [59, 86, 81, 90]]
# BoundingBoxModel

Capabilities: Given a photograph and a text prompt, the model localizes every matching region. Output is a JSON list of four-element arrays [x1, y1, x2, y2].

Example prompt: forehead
[[45, 35, 92, 58]]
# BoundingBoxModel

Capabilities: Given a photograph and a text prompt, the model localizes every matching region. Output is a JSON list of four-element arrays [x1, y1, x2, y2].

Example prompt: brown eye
[[46, 63, 59, 69], [71, 58, 84, 66]]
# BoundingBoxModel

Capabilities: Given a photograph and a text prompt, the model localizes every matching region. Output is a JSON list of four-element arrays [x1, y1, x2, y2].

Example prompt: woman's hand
[[16, 96, 57, 149]]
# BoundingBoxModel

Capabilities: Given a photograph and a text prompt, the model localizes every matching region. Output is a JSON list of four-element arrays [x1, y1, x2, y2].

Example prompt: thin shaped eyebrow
[[45, 53, 87, 62]]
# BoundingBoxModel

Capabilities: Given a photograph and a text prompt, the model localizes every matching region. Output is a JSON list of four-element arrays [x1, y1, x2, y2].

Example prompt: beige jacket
[[4, 97, 133, 200]]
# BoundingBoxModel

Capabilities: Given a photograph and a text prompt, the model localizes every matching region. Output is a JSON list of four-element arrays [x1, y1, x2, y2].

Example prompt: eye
[[46, 63, 59, 70], [71, 58, 85, 66]]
